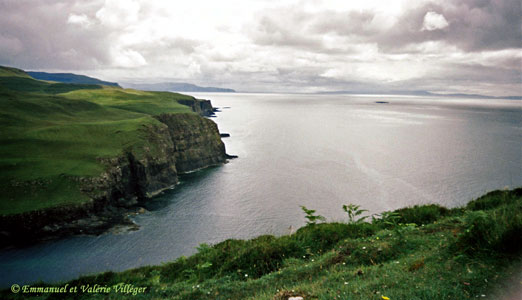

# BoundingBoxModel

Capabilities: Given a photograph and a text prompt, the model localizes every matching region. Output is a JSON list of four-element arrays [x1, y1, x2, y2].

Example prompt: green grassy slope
[[2, 189, 520, 299], [27, 71, 121, 87], [0, 66, 33, 78], [0, 67, 196, 215]]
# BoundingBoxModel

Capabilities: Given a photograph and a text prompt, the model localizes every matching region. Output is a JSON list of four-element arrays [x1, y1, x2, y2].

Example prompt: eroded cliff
[[0, 112, 227, 247]]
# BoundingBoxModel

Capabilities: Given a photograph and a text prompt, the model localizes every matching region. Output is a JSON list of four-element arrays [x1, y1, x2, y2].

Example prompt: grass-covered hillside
[[2, 189, 520, 299], [0, 66, 199, 216], [27, 71, 121, 87]]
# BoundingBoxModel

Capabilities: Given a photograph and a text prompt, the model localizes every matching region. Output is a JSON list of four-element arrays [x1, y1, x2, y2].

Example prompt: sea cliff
[[0, 111, 227, 247], [0, 67, 230, 247]]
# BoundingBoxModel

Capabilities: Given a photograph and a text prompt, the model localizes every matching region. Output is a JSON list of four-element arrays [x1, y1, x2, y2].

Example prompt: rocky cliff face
[[177, 98, 216, 116], [155, 113, 226, 173], [0, 112, 227, 247]]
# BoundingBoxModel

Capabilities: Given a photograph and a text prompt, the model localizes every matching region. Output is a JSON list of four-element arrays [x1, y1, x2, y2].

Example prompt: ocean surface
[[1, 93, 520, 287]]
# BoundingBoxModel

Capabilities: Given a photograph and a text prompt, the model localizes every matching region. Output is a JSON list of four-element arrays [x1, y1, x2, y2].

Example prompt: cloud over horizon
[[0, 0, 520, 96]]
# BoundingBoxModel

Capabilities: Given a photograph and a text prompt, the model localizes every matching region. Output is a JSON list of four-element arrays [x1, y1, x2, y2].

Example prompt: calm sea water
[[1, 93, 520, 287]]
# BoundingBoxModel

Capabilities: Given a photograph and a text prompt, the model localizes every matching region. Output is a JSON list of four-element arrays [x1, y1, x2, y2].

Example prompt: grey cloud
[[442, 0, 521, 51], [0, 0, 204, 71], [0, 0, 519, 96], [132, 37, 201, 62], [250, 0, 521, 53], [250, 11, 365, 55], [377, 0, 521, 52], [252, 15, 322, 49], [0, 0, 111, 70], [309, 10, 378, 36]]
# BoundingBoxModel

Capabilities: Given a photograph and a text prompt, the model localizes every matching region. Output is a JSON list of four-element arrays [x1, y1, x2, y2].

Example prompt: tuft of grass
[[455, 201, 522, 254], [0, 66, 32, 78], [466, 188, 522, 211], [392, 204, 449, 225]]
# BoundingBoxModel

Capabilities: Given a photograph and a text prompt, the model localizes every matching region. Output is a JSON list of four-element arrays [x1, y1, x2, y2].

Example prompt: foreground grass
[[0, 66, 197, 215], [2, 188, 520, 299]]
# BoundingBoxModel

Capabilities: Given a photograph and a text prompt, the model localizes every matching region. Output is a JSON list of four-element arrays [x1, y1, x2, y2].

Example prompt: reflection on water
[[1, 93, 520, 287]]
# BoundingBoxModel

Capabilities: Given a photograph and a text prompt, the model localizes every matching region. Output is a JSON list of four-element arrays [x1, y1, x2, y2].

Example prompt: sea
[[1, 93, 520, 287]]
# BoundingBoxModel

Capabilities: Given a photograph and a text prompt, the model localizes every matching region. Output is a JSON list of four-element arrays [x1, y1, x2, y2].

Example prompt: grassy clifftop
[[2, 189, 520, 299], [0, 66, 208, 216]]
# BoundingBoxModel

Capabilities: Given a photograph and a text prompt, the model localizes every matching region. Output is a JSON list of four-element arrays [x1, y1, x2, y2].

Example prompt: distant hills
[[317, 90, 522, 100], [122, 82, 236, 93], [27, 71, 121, 87], [24, 72, 235, 93]]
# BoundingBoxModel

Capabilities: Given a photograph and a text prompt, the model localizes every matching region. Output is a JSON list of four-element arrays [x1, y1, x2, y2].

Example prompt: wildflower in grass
[[382, 296, 390, 300]]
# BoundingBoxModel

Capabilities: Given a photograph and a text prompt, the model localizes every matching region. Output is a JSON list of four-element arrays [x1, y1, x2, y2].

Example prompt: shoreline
[[1, 187, 520, 297]]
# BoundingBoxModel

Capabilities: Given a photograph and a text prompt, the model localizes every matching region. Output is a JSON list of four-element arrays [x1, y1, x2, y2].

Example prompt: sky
[[0, 0, 520, 96]]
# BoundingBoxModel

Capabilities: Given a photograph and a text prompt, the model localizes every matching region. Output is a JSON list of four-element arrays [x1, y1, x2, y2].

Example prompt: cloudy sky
[[0, 0, 520, 96]]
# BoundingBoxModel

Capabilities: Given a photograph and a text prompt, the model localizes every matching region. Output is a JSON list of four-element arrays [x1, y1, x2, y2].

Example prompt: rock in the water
[[220, 133, 230, 138]]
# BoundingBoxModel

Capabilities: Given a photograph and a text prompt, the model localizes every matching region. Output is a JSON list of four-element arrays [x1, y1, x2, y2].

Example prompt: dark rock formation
[[154, 113, 226, 173], [177, 98, 216, 117]]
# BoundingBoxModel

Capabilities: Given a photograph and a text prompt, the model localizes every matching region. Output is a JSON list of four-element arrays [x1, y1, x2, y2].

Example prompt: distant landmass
[[317, 90, 522, 100], [27, 71, 121, 87], [123, 82, 236, 93]]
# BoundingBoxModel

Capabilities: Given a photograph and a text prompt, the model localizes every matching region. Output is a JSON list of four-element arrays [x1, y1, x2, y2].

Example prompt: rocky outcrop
[[177, 98, 217, 117], [155, 113, 226, 173], [0, 112, 227, 247]]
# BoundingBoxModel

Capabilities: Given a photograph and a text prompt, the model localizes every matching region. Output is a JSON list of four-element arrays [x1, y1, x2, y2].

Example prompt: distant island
[[122, 82, 236, 93], [318, 90, 522, 100], [27, 71, 121, 87]]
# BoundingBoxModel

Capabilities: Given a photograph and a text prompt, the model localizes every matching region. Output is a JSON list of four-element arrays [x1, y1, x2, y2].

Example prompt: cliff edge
[[0, 113, 227, 247], [0, 67, 230, 247]]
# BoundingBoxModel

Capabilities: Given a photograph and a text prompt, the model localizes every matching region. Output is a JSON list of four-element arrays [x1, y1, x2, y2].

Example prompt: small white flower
[[344, 282, 348, 285], [245, 274, 248, 277], [362, 246, 366, 250]]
